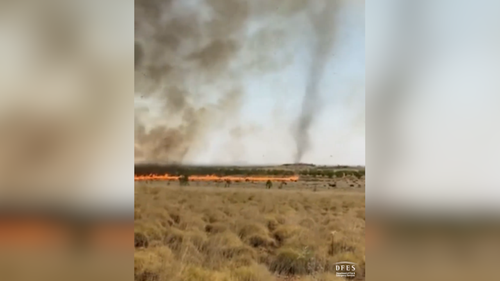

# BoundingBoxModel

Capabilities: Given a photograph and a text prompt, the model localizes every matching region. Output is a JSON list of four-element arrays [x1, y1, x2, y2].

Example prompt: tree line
[[135, 164, 364, 179]]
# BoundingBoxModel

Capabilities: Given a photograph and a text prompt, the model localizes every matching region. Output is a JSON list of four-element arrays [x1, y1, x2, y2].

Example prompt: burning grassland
[[134, 164, 365, 190], [135, 174, 299, 182]]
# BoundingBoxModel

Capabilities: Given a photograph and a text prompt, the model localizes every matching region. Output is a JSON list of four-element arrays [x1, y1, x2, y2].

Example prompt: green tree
[[266, 180, 273, 189]]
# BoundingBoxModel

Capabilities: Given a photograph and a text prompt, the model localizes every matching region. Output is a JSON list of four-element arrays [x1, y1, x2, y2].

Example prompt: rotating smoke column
[[294, 0, 339, 163]]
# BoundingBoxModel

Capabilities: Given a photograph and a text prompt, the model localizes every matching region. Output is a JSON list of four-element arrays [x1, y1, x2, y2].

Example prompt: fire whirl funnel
[[294, 0, 340, 163]]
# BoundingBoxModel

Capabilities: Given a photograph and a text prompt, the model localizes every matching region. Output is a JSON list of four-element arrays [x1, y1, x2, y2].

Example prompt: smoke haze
[[135, 0, 365, 165]]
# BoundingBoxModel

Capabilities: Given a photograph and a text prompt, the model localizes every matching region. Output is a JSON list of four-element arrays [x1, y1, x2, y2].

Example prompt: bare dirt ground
[[135, 165, 365, 281]]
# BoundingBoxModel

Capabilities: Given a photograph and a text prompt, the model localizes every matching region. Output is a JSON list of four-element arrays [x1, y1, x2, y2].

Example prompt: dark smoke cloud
[[293, 0, 340, 163], [135, 0, 315, 164], [134, 0, 250, 164], [135, 0, 355, 165]]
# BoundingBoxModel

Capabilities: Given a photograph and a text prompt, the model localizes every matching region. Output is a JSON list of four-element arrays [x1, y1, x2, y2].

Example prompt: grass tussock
[[135, 184, 365, 280]]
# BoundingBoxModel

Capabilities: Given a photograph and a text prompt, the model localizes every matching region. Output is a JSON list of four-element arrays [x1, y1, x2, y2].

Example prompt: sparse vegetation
[[135, 170, 365, 281], [179, 175, 190, 186]]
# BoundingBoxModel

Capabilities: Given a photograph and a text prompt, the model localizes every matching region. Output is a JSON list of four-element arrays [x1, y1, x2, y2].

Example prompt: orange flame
[[134, 174, 299, 182]]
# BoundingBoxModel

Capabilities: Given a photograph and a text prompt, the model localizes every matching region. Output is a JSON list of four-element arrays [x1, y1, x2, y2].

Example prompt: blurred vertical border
[[0, 0, 134, 280], [367, 1, 500, 280]]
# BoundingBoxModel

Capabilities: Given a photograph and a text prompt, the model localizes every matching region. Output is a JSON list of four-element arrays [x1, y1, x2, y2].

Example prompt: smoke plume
[[135, 0, 354, 165], [135, 0, 249, 164], [135, 0, 315, 164], [293, 0, 340, 163]]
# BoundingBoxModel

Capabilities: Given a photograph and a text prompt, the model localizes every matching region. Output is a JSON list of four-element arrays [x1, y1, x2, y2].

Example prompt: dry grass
[[135, 183, 365, 281]]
